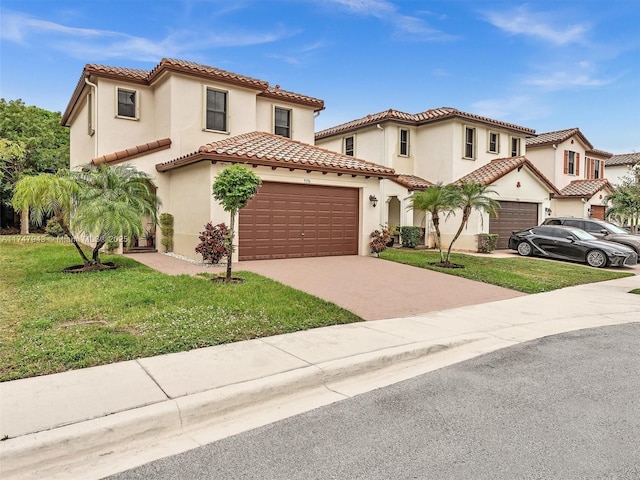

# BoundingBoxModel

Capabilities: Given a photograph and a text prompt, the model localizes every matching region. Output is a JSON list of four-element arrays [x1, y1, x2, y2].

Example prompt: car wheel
[[586, 249, 608, 268], [517, 241, 533, 256]]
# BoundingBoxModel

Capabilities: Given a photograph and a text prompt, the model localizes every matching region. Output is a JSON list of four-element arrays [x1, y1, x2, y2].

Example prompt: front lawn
[[380, 249, 633, 294], [0, 240, 361, 382]]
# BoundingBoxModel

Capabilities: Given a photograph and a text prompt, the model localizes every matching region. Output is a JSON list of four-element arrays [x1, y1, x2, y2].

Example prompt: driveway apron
[[126, 253, 525, 320]]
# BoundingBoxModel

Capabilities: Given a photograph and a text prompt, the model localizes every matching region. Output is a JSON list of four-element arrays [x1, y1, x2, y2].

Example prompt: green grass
[[380, 248, 633, 294], [0, 239, 361, 381]]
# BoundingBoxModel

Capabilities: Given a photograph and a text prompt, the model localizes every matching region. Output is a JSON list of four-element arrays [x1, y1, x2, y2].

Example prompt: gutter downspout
[[376, 124, 386, 226], [85, 77, 98, 160]]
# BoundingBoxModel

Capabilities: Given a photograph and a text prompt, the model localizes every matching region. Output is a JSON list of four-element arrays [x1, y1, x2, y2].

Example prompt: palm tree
[[12, 171, 91, 264], [409, 183, 456, 263], [445, 182, 501, 265], [73, 164, 159, 265], [605, 186, 640, 234], [12, 164, 158, 270]]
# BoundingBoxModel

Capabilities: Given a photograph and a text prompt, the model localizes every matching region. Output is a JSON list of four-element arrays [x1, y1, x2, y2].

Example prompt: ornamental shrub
[[45, 218, 65, 237], [195, 222, 229, 264], [399, 226, 422, 248], [369, 227, 391, 254], [159, 212, 174, 252]]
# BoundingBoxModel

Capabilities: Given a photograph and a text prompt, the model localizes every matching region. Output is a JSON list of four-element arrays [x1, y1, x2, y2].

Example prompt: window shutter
[[564, 150, 569, 174], [600, 161, 604, 179], [576, 153, 580, 176]]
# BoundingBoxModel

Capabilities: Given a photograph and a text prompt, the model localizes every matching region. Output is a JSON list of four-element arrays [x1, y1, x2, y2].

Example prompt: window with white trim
[[399, 129, 410, 156], [488, 131, 499, 154], [116, 87, 138, 119], [464, 126, 476, 159], [205, 88, 228, 132], [274, 107, 291, 138], [511, 137, 521, 157], [344, 136, 354, 156]]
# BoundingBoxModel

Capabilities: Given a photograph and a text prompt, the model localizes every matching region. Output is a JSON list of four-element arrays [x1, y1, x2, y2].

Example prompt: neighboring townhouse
[[525, 128, 613, 220], [315, 108, 558, 250], [605, 152, 640, 186], [62, 58, 395, 261]]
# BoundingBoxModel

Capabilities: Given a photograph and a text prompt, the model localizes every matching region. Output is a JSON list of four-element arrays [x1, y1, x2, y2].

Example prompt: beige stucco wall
[[256, 99, 317, 144], [69, 93, 96, 168], [551, 188, 609, 219], [161, 161, 384, 261], [606, 164, 634, 186]]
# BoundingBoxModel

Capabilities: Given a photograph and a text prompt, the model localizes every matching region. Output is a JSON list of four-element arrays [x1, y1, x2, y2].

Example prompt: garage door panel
[[490, 201, 539, 249], [239, 182, 359, 260]]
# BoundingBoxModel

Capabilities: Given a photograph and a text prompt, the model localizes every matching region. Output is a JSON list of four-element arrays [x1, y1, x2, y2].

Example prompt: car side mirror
[[600, 229, 608, 235], [566, 236, 575, 242]]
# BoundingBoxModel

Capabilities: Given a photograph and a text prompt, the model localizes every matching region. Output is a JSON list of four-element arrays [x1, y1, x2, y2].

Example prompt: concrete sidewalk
[[1, 273, 639, 479]]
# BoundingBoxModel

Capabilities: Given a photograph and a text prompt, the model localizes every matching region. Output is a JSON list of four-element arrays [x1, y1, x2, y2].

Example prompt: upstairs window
[[586, 158, 603, 179], [564, 150, 580, 176], [399, 129, 410, 156], [344, 136, 354, 156], [205, 88, 228, 132], [488, 132, 499, 153], [464, 126, 476, 159], [116, 88, 138, 119], [511, 137, 521, 157], [274, 107, 291, 138]]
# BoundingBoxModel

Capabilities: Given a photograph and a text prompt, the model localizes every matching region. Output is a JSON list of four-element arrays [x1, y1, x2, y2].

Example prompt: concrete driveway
[[128, 253, 525, 320]]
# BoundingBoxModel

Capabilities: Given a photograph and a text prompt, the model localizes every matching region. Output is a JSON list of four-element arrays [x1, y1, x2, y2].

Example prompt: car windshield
[[605, 223, 628, 234], [571, 229, 596, 240]]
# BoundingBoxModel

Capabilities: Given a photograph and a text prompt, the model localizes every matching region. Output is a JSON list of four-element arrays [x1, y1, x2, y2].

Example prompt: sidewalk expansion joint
[[257, 338, 314, 366], [135, 359, 171, 399]]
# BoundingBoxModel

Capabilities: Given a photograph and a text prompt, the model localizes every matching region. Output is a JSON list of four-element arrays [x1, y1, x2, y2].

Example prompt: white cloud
[[525, 71, 611, 90], [325, 0, 456, 41], [0, 9, 293, 62], [471, 95, 551, 123], [484, 5, 589, 46]]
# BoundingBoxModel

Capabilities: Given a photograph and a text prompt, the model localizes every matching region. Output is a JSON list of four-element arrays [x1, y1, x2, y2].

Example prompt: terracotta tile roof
[[259, 86, 325, 111], [148, 58, 269, 89], [315, 107, 535, 140], [526, 127, 593, 149], [91, 138, 172, 166], [156, 131, 396, 178], [393, 174, 433, 191], [557, 179, 613, 197], [455, 156, 561, 194], [586, 148, 613, 158], [606, 152, 640, 167], [62, 58, 324, 125]]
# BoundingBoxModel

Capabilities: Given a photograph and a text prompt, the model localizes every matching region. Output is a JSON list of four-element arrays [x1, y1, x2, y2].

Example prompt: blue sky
[[1, 0, 639, 153]]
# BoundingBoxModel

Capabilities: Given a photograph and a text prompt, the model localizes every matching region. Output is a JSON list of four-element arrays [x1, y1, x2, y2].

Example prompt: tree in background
[[212, 164, 261, 282], [0, 99, 70, 232]]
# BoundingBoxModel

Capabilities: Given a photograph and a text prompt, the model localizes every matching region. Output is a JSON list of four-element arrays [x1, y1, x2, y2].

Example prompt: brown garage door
[[238, 182, 359, 260], [590, 205, 605, 220], [489, 201, 539, 249]]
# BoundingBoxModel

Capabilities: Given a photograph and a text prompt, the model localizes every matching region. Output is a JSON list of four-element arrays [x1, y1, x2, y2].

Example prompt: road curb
[[0, 336, 482, 479]]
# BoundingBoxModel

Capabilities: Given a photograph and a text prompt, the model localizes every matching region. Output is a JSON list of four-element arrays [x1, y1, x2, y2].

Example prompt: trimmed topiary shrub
[[399, 226, 421, 248], [159, 213, 174, 253]]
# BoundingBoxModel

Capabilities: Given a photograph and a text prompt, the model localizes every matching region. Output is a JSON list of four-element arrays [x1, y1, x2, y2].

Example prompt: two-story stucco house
[[605, 152, 640, 186], [525, 128, 613, 220], [61, 58, 396, 261], [315, 108, 559, 250]]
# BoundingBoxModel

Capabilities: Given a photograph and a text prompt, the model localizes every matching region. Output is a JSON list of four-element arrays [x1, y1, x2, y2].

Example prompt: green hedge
[[399, 226, 422, 248]]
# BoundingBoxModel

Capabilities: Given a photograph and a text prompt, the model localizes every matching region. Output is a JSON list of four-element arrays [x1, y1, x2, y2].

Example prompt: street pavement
[[0, 256, 638, 479], [108, 322, 640, 480]]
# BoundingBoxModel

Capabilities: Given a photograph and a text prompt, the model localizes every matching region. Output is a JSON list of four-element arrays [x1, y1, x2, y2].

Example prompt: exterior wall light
[[369, 195, 378, 207], [545, 207, 552, 216]]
